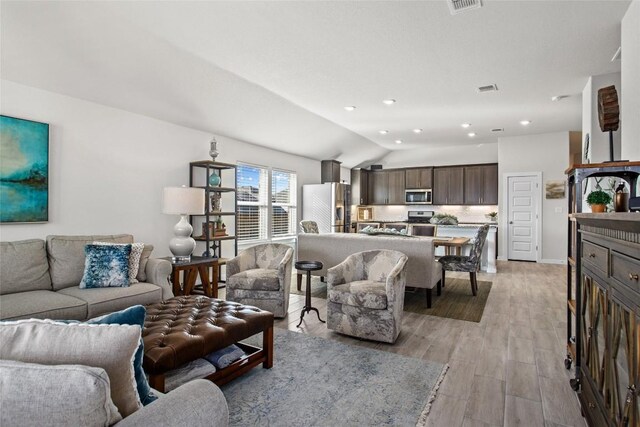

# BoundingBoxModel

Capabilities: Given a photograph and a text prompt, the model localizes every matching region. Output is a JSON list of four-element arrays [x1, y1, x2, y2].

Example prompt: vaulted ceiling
[[1, 1, 629, 167]]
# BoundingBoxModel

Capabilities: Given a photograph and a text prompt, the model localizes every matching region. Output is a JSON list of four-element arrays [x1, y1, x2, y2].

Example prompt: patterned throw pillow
[[94, 242, 144, 284], [80, 244, 131, 288]]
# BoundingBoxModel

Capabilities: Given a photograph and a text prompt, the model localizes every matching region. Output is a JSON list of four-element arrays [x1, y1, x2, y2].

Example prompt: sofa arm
[[145, 258, 173, 301], [115, 380, 229, 427], [385, 255, 408, 306]]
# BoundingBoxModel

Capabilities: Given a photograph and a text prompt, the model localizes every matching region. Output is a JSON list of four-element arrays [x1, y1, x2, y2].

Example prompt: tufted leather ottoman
[[143, 296, 274, 391]]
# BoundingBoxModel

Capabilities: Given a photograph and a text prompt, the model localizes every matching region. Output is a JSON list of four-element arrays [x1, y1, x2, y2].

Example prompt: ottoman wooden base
[[143, 296, 274, 392]]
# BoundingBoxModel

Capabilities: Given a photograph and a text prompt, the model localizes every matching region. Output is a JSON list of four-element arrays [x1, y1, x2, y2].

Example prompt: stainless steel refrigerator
[[302, 183, 351, 233]]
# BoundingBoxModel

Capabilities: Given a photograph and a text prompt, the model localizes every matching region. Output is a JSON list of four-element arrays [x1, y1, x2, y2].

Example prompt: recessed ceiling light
[[344, 106, 356, 111], [461, 123, 471, 128], [520, 120, 531, 125], [378, 130, 389, 135], [413, 129, 423, 134], [395, 140, 403, 144], [468, 132, 476, 137], [382, 99, 396, 105]]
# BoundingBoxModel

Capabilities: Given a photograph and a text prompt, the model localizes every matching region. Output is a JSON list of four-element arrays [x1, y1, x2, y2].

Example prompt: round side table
[[294, 261, 325, 327]]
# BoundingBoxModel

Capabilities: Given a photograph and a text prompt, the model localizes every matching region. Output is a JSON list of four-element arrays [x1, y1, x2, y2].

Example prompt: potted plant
[[586, 190, 612, 213], [486, 211, 498, 222]]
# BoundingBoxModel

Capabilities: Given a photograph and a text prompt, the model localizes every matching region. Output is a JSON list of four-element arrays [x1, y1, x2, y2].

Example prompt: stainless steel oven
[[405, 189, 432, 204]]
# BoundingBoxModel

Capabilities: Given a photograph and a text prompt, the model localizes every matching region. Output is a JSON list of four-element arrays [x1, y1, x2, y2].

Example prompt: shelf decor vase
[[208, 172, 221, 187]]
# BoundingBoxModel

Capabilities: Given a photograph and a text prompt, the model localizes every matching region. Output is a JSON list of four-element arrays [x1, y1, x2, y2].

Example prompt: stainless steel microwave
[[405, 189, 432, 204]]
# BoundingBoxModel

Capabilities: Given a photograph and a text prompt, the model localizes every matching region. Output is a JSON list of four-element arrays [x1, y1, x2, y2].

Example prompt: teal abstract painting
[[0, 115, 49, 222]]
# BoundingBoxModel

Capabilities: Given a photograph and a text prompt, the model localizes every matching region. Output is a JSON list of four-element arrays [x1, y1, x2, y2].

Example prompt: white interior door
[[507, 175, 538, 261]]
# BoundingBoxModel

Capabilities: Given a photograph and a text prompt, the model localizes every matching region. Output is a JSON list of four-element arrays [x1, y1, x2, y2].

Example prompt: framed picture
[[545, 180, 566, 199], [0, 115, 49, 223]]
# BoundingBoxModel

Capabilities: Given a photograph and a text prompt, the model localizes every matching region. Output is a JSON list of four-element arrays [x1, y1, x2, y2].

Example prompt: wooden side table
[[162, 256, 219, 298]]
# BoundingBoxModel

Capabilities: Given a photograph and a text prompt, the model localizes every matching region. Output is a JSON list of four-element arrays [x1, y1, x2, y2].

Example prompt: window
[[237, 164, 268, 242], [236, 163, 297, 243], [271, 169, 297, 237]]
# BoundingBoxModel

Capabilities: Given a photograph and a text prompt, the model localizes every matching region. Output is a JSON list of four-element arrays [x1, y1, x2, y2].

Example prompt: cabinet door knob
[[589, 253, 596, 258], [629, 273, 639, 281], [588, 402, 596, 409]]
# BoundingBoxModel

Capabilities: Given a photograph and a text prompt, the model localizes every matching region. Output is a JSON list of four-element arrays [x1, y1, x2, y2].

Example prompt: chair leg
[[437, 279, 442, 296], [469, 272, 478, 296], [426, 288, 432, 308], [297, 273, 302, 291], [441, 269, 446, 288], [320, 276, 325, 283]]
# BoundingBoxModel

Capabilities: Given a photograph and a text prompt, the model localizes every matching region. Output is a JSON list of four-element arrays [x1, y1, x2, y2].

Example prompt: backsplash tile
[[367, 205, 499, 223]]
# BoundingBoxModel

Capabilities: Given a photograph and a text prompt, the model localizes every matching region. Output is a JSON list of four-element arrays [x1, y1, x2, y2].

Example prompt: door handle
[[630, 273, 639, 281], [509, 221, 513, 224]]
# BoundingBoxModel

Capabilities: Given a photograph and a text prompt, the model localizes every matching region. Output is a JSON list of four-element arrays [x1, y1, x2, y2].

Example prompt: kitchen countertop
[[355, 220, 498, 228]]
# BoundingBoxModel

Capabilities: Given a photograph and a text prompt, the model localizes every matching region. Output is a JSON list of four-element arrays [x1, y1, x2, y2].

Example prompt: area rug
[[221, 329, 448, 426], [291, 277, 492, 323]]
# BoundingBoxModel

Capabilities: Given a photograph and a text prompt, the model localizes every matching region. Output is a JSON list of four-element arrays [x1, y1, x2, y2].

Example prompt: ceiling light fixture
[[551, 95, 570, 102], [344, 106, 356, 111], [395, 140, 403, 144], [378, 130, 389, 135], [461, 123, 471, 128], [520, 120, 531, 126], [413, 129, 423, 134], [382, 99, 396, 105], [468, 132, 476, 137]]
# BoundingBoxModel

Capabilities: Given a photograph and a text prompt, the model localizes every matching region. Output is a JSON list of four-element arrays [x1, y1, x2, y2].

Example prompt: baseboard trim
[[497, 256, 508, 261], [540, 258, 567, 265]]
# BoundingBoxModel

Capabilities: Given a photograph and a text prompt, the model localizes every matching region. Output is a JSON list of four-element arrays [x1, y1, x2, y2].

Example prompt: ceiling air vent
[[491, 128, 504, 132], [448, 0, 483, 15], [477, 84, 498, 93]]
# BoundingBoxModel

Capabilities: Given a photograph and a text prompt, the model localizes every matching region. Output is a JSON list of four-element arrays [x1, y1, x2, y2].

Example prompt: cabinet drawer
[[611, 250, 640, 292], [582, 240, 609, 274]]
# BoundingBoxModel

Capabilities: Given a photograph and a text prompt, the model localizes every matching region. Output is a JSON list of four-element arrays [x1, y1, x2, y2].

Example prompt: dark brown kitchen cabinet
[[433, 167, 464, 205], [321, 160, 341, 183], [370, 171, 389, 205], [464, 164, 498, 205], [369, 170, 405, 205], [388, 170, 406, 205], [351, 169, 369, 205], [405, 168, 433, 189]]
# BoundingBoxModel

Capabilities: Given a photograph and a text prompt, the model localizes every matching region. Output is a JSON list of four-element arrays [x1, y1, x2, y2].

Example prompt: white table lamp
[[162, 186, 205, 262]]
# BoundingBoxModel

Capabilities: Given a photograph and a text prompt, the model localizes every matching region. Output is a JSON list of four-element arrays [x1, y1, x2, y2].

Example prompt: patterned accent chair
[[299, 220, 319, 234], [326, 250, 408, 344], [226, 243, 294, 318], [438, 224, 490, 296]]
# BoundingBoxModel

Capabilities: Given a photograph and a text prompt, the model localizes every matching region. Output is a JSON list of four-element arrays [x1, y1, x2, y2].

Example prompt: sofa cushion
[[80, 244, 132, 289], [47, 234, 133, 290], [0, 290, 87, 320], [328, 280, 388, 310], [0, 239, 51, 295], [228, 268, 280, 291], [94, 242, 145, 284], [0, 319, 142, 417], [0, 360, 122, 427], [58, 283, 162, 319], [137, 244, 154, 282]]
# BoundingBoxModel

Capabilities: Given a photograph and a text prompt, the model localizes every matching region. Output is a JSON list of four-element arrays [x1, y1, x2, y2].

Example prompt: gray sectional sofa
[[0, 234, 173, 321]]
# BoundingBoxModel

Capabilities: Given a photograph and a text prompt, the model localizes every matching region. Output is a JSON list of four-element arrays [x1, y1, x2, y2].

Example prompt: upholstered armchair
[[226, 243, 294, 318], [438, 224, 490, 296], [299, 220, 319, 234], [326, 250, 408, 344]]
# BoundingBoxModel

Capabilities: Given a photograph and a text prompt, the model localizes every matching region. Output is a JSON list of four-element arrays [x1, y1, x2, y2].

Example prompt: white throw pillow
[[0, 319, 142, 417], [94, 241, 145, 284], [0, 360, 122, 427]]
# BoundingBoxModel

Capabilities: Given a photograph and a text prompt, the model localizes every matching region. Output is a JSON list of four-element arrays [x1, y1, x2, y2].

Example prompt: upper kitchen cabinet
[[321, 160, 342, 183], [405, 168, 433, 189], [464, 164, 498, 205], [350, 169, 369, 205], [433, 166, 464, 205], [369, 170, 405, 205]]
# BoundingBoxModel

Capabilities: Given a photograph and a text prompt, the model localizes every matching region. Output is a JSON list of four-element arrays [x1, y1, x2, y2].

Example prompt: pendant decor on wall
[[0, 115, 49, 223]]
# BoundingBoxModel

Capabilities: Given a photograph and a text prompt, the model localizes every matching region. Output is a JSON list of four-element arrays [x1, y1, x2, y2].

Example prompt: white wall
[[377, 142, 498, 168], [0, 81, 323, 256], [621, 0, 640, 161], [497, 132, 569, 264], [582, 72, 622, 163]]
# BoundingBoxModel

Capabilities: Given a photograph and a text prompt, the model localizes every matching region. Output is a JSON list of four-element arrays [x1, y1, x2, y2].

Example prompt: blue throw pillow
[[80, 244, 131, 288], [204, 344, 246, 369], [89, 306, 157, 405]]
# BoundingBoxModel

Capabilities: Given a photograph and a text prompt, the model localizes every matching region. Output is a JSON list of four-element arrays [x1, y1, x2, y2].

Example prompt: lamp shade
[[162, 187, 205, 215]]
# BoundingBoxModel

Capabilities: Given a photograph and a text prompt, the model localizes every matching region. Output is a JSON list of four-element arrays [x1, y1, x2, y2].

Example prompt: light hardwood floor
[[221, 260, 585, 427]]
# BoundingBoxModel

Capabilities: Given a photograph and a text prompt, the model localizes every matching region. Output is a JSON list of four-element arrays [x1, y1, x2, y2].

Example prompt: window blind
[[271, 169, 297, 237], [237, 163, 269, 242]]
